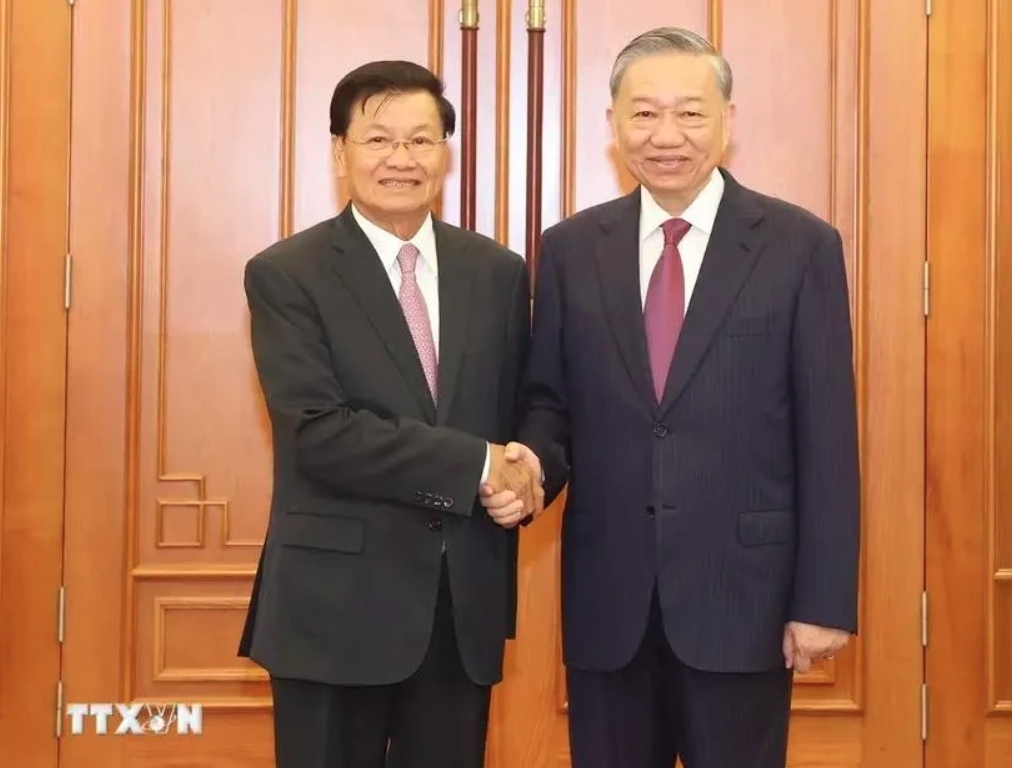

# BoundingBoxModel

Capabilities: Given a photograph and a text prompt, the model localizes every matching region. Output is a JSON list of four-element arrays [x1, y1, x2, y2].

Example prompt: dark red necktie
[[643, 218, 691, 402]]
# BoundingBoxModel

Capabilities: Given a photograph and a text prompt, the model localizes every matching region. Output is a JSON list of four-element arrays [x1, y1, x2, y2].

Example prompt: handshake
[[479, 442, 544, 528]]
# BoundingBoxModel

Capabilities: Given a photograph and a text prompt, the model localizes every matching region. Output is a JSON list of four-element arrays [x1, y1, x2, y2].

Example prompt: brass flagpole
[[459, 0, 479, 230], [525, 0, 545, 285]]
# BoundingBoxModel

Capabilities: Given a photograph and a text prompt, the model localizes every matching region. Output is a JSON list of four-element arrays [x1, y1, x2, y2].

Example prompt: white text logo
[[65, 703, 203, 735]]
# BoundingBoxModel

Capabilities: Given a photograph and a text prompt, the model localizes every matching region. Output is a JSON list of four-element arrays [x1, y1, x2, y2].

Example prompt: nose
[[385, 141, 417, 168], [650, 112, 687, 147]]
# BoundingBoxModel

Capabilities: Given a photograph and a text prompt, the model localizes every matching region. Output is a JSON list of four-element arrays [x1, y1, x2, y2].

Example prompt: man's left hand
[[782, 621, 850, 673]]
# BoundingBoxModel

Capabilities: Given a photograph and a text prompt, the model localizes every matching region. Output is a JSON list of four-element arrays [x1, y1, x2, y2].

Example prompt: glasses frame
[[344, 136, 448, 157]]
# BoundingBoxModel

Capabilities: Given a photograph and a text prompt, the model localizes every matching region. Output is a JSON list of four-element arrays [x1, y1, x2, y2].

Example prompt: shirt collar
[[639, 167, 725, 242], [351, 204, 438, 275]]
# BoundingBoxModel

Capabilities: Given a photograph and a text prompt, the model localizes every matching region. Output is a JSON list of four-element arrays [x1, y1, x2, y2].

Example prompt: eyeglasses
[[346, 136, 447, 157]]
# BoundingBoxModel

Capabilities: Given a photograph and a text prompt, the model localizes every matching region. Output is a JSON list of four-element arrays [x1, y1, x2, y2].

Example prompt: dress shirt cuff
[[480, 442, 491, 485]]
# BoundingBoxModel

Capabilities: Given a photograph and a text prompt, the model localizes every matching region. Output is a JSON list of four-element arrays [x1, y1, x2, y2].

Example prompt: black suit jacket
[[518, 169, 861, 674], [237, 205, 530, 687]]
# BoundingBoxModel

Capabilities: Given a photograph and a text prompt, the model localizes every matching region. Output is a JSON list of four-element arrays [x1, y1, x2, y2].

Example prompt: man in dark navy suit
[[482, 26, 861, 768]]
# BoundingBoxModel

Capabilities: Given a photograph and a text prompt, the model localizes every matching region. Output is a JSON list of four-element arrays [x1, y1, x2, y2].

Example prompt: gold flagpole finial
[[460, 0, 479, 29], [526, 0, 545, 30]]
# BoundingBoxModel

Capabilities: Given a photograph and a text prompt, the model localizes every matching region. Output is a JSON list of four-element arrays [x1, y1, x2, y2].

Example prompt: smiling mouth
[[650, 157, 690, 168], [380, 179, 420, 188]]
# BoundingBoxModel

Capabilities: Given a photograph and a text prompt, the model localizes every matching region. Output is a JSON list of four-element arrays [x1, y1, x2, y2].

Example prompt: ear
[[721, 101, 736, 152], [606, 106, 618, 142], [332, 135, 348, 178]]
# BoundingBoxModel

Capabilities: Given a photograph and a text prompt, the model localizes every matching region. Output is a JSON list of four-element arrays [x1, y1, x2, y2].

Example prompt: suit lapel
[[593, 191, 658, 413], [658, 173, 766, 415], [432, 221, 474, 425], [328, 207, 437, 422]]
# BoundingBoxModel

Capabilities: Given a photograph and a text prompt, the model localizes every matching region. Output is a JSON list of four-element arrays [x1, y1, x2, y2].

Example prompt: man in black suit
[[482, 26, 861, 768], [238, 60, 541, 768]]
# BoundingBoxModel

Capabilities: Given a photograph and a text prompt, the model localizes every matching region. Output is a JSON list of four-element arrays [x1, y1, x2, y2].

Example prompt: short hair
[[328, 60, 456, 137], [609, 27, 733, 101]]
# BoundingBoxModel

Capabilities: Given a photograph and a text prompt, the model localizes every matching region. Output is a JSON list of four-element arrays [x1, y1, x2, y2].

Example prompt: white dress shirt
[[351, 205, 491, 486], [352, 204, 440, 350], [638, 168, 725, 312]]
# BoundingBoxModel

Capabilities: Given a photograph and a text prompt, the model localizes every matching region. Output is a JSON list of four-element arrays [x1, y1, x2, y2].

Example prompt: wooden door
[[0, 1, 71, 765], [925, 1, 1012, 766], [61, 1, 926, 767]]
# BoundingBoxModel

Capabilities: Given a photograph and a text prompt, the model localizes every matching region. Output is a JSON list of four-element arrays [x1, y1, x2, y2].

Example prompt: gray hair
[[609, 27, 733, 101]]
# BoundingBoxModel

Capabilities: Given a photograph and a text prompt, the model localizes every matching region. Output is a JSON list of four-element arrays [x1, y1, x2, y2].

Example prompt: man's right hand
[[481, 443, 544, 527], [482, 443, 543, 528]]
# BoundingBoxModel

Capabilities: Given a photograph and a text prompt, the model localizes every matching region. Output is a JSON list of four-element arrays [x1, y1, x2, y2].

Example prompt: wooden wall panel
[[991, 0, 1012, 730], [926, 0, 1012, 764], [292, 0, 434, 230], [0, 0, 70, 765], [61, 7, 134, 765], [995, 0, 1012, 729], [571, 0, 708, 212], [137, 0, 284, 568], [722, 0, 835, 220], [860, 0, 927, 760], [0, 1, 929, 767]]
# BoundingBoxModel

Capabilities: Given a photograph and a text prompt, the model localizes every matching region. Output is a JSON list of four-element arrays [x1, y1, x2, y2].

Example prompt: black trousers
[[566, 586, 793, 768], [269, 558, 491, 768]]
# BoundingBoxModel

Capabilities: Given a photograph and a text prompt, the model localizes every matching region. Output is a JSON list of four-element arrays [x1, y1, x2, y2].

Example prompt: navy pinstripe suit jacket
[[518, 168, 861, 674]]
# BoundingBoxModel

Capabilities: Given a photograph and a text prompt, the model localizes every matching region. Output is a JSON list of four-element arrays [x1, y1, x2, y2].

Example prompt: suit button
[[653, 424, 668, 438], [646, 505, 655, 517], [429, 519, 442, 532]]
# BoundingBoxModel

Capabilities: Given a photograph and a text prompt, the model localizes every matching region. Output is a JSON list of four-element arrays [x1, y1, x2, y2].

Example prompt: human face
[[333, 90, 449, 239], [608, 52, 733, 215]]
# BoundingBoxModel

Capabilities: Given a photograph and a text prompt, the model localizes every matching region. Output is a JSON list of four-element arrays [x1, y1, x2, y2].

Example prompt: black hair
[[328, 60, 456, 138]]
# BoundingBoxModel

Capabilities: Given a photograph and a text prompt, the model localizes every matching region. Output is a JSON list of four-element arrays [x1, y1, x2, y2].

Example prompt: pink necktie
[[397, 243, 438, 402], [643, 218, 691, 402]]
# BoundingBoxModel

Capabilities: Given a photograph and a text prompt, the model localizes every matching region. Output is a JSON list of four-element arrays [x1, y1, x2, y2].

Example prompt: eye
[[411, 137, 436, 147], [366, 136, 389, 145]]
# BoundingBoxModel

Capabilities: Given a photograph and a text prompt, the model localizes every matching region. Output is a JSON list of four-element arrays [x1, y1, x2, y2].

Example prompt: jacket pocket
[[277, 512, 365, 553]]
